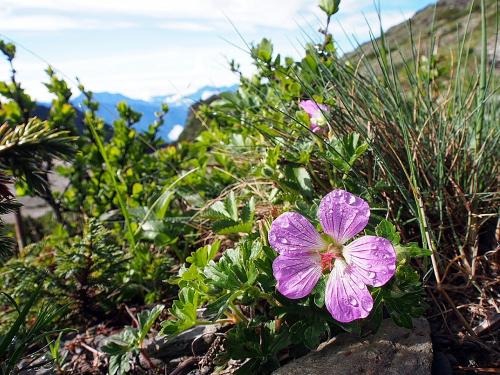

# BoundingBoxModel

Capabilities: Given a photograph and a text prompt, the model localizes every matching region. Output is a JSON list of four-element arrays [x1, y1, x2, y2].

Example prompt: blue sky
[[0, 0, 435, 102]]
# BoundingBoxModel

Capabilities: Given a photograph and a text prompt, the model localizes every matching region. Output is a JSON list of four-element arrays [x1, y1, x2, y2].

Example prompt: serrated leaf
[[241, 197, 255, 223], [375, 219, 401, 244], [161, 288, 199, 335], [137, 305, 164, 342], [395, 242, 432, 259], [108, 352, 132, 375], [186, 241, 221, 268], [205, 201, 231, 220], [203, 293, 233, 320], [204, 238, 260, 291], [252, 38, 273, 62], [212, 219, 252, 235], [224, 191, 238, 221]]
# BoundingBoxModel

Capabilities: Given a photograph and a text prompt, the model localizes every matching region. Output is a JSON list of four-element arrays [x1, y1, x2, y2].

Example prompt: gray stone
[[145, 324, 220, 360], [273, 318, 432, 375]]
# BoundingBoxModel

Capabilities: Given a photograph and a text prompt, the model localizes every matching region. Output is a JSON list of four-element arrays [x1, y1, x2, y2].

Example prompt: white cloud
[[159, 22, 214, 32], [1, 0, 318, 31], [0, 14, 136, 31], [168, 124, 184, 141], [0, 15, 79, 31]]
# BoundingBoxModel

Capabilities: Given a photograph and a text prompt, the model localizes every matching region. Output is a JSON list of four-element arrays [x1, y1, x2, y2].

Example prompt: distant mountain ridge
[[70, 84, 238, 140]]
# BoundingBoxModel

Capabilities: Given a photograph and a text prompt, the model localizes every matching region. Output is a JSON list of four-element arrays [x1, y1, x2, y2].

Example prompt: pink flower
[[299, 100, 329, 133], [268, 190, 396, 323]]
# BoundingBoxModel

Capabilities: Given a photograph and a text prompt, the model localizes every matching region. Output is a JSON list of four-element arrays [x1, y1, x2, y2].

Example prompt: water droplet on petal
[[368, 272, 376, 279], [361, 296, 372, 311], [348, 195, 356, 204], [349, 297, 359, 307], [281, 238, 288, 244]]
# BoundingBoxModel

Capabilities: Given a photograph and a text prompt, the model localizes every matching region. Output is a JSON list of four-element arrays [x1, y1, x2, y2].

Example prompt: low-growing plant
[[102, 305, 164, 375]]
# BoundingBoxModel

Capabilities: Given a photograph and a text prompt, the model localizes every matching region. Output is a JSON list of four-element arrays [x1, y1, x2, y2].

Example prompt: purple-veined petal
[[300, 100, 320, 116], [318, 190, 370, 244], [300, 100, 328, 117], [300, 100, 329, 133], [273, 252, 322, 299], [344, 235, 396, 287], [268, 212, 326, 255], [325, 259, 373, 322], [310, 123, 321, 133]]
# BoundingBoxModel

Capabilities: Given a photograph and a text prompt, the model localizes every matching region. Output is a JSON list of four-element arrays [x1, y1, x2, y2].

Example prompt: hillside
[[71, 85, 237, 140], [347, 0, 498, 73]]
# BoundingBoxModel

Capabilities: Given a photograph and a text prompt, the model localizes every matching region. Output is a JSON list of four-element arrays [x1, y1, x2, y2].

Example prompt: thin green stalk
[[470, 0, 489, 277], [228, 301, 249, 323], [475, 0, 488, 153], [133, 167, 199, 240], [86, 118, 136, 248]]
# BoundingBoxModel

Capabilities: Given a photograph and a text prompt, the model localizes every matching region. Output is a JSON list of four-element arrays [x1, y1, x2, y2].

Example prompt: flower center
[[312, 113, 327, 127], [320, 240, 343, 272], [327, 241, 343, 256], [320, 252, 336, 271]]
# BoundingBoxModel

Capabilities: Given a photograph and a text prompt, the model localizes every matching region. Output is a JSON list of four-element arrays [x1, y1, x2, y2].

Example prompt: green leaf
[[293, 167, 313, 196], [161, 288, 199, 335], [224, 191, 238, 221], [375, 219, 401, 244], [186, 241, 220, 268], [154, 190, 175, 220], [241, 197, 255, 223], [303, 321, 328, 349], [204, 238, 261, 292], [137, 305, 164, 343], [108, 352, 132, 375], [319, 0, 340, 16], [252, 38, 273, 62], [132, 183, 143, 195], [312, 275, 327, 308], [395, 242, 432, 260], [205, 201, 231, 220], [213, 220, 253, 235], [203, 293, 233, 320]]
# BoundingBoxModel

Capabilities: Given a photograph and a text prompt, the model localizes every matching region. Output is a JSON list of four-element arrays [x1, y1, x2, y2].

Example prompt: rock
[[145, 324, 220, 360], [177, 95, 220, 143], [273, 318, 432, 375]]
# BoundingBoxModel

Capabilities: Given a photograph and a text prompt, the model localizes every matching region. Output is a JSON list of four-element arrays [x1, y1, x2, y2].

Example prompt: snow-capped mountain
[[71, 84, 238, 141]]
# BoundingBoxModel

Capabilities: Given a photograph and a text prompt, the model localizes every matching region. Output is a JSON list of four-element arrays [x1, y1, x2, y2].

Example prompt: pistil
[[320, 240, 343, 272]]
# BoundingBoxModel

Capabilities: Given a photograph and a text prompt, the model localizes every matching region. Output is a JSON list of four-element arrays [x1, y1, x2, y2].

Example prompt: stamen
[[327, 241, 343, 256], [320, 252, 336, 271]]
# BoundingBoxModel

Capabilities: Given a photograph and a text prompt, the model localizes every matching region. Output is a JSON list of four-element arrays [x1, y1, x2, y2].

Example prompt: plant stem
[[228, 302, 248, 324], [86, 117, 136, 249], [475, 0, 488, 154]]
